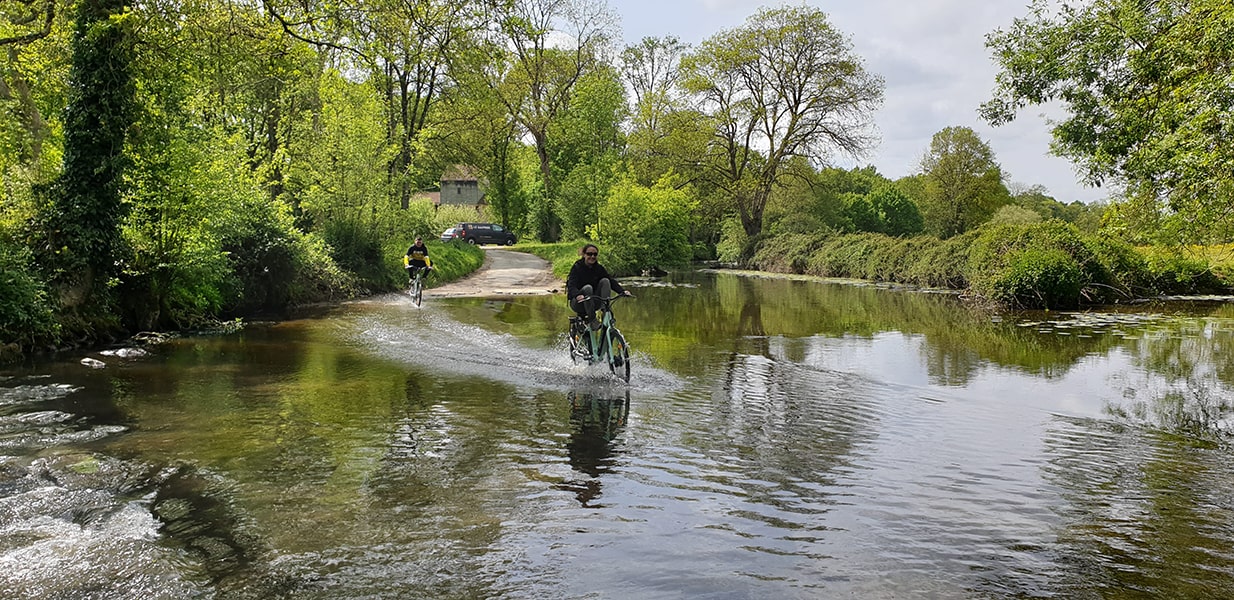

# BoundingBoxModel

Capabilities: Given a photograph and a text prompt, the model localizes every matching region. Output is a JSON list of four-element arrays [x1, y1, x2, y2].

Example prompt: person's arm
[[566, 261, 583, 299]]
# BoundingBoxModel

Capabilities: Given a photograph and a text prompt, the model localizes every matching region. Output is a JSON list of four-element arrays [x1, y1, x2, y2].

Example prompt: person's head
[[580, 244, 599, 264], [414, 237, 423, 245]]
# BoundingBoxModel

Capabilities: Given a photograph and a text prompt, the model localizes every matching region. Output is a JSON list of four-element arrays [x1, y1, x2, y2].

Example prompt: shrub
[[899, 232, 974, 289], [1144, 253, 1225, 295], [986, 247, 1084, 308], [967, 221, 1110, 308], [0, 241, 59, 350], [596, 178, 695, 275], [753, 231, 828, 273], [323, 215, 387, 288]]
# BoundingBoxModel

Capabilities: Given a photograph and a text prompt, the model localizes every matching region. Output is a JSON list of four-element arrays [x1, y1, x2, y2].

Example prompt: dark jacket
[[405, 243, 430, 267], [566, 259, 625, 299]]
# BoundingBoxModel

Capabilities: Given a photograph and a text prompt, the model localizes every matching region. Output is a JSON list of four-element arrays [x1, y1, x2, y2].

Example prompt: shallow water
[[2, 270, 1233, 599]]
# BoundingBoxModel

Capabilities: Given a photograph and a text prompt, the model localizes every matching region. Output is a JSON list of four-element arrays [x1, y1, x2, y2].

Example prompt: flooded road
[[2, 270, 1233, 599]]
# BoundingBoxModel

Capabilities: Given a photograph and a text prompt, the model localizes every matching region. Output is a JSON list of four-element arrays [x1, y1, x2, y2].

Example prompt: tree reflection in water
[[559, 390, 630, 507]]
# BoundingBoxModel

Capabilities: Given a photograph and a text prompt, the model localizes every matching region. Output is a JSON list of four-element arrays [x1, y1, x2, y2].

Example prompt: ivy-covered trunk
[[38, 0, 134, 309]]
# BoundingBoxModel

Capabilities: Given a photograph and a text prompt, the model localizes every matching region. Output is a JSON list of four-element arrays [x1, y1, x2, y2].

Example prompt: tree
[[1, 0, 69, 181], [485, 0, 616, 240], [621, 35, 690, 185], [439, 63, 529, 233], [983, 0, 1234, 244], [357, 0, 484, 209], [870, 185, 923, 236], [917, 126, 1009, 238], [35, 0, 134, 308], [553, 66, 626, 238], [680, 5, 883, 240]]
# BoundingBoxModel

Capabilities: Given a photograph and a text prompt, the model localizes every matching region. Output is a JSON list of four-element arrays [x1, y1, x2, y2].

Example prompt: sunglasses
[[584, 252, 598, 256]]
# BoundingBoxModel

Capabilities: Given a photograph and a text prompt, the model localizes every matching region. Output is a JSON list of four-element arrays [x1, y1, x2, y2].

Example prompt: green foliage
[[0, 240, 59, 349], [984, 0, 1234, 244], [841, 193, 881, 233], [681, 5, 883, 238], [984, 247, 1085, 309], [323, 216, 387, 290], [1142, 253, 1226, 295], [918, 126, 1010, 238], [550, 65, 627, 241], [1084, 234, 1149, 295], [216, 196, 354, 314], [967, 221, 1111, 308], [596, 177, 695, 274], [752, 231, 828, 274], [870, 185, 924, 236], [287, 70, 394, 225], [988, 204, 1042, 226], [34, 0, 135, 300], [715, 217, 749, 263]]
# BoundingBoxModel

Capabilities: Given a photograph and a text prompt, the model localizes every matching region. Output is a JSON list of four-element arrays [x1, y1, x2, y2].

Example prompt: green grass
[[418, 241, 484, 288], [515, 241, 589, 280]]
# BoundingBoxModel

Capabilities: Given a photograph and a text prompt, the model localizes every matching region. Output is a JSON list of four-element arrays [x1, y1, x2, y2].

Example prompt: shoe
[[589, 317, 601, 330]]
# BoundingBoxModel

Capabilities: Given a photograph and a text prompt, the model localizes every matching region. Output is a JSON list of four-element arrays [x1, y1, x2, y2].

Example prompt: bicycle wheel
[[412, 275, 423, 306], [608, 330, 630, 382], [567, 323, 581, 365]]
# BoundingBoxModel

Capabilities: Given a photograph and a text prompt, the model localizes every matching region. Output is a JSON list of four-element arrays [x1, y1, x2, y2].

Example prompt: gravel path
[[425, 248, 561, 298]]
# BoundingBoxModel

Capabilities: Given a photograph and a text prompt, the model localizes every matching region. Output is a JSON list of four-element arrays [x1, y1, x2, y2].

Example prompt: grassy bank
[[516, 241, 589, 280], [749, 221, 1233, 309]]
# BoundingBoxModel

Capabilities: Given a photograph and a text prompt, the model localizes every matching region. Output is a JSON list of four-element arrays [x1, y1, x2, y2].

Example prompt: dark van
[[455, 222, 517, 246]]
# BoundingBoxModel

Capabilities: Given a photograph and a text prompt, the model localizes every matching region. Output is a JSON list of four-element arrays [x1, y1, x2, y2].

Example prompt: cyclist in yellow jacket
[[403, 237, 432, 284]]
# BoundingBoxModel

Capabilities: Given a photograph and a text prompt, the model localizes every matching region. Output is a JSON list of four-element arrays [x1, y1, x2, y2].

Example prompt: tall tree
[[35, 0, 134, 307], [484, 0, 615, 240], [358, 0, 483, 208], [918, 126, 1008, 238], [680, 5, 883, 240], [553, 65, 625, 238], [983, 0, 1234, 243], [620, 35, 690, 184]]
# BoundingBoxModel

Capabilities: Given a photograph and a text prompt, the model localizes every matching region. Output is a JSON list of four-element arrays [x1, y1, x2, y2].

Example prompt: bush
[[967, 221, 1110, 308], [0, 241, 59, 350], [323, 215, 387, 288], [1144, 253, 1225, 295], [753, 231, 828, 273], [986, 247, 1084, 308], [596, 178, 695, 275]]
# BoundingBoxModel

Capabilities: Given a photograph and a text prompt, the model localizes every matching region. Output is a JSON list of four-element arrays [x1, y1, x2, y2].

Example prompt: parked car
[[440, 227, 460, 243], [455, 222, 517, 246]]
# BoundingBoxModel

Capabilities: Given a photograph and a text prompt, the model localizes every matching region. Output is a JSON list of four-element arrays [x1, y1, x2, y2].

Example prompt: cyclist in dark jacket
[[566, 244, 632, 328]]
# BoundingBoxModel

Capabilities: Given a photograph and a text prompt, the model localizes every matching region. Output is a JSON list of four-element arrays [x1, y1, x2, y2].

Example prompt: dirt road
[[425, 248, 561, 298]]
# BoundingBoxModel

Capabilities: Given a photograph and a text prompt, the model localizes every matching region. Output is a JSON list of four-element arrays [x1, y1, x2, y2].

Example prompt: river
[[2, 269, 1233, 599]]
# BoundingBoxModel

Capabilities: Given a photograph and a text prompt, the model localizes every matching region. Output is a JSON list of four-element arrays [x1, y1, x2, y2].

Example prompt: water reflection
[[3, 271, 1234, 598], [560, 390, 629, 507]]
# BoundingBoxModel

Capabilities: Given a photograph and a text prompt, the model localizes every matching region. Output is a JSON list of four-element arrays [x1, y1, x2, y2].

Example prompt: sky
[[613, 0, 1108, 204]]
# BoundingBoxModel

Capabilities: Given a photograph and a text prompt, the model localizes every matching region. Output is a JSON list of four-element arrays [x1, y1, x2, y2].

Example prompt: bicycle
[[407, 266, 430, 306], [567, 295, 631, 382]]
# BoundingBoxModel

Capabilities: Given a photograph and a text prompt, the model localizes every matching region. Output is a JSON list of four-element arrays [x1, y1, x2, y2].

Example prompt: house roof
[[441, 164, 480, 182], [411, 191, 441, 206]]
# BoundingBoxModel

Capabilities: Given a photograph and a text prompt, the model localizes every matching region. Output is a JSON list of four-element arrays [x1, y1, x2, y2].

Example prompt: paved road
[[426, 248, 561, 298]]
